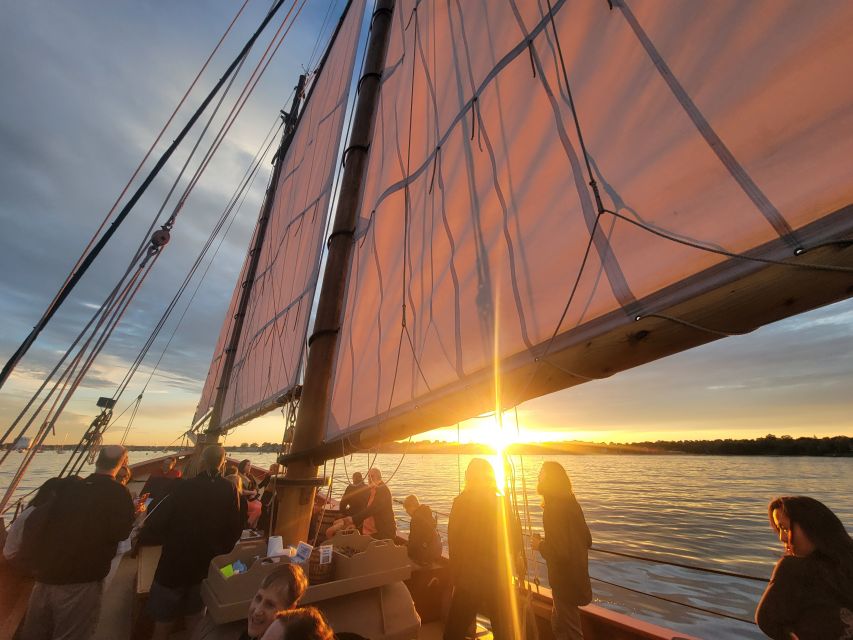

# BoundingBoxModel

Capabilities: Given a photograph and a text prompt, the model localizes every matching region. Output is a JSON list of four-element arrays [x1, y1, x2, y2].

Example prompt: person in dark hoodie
[[444, 458, 522, 640], [346, 467, 396, 541], [531, 461, 592, 640], [144, 445, 243, 640], [19, 445, 134, 640], [755, 496, 853, 640], [403, 494, 440, 566]]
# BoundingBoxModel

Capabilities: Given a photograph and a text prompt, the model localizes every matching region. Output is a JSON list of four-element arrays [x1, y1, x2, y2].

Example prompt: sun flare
[[465, 413, 518, 491]]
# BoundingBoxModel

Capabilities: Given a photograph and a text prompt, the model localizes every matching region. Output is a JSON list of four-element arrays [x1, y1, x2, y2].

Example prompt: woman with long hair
[[237, 459, 263, 529], [444, 458, 521, 640], [531, 461, 592, 640], [755, 496, 853, 639]]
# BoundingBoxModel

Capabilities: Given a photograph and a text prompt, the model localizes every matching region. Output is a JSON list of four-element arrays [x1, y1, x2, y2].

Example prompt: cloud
[[0, 1, 850, 447], [0, 0, 347, 444]]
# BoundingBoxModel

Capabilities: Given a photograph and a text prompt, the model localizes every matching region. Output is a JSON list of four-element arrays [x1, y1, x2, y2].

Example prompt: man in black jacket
[[403, 494, 440, 566], [338, 472, 369, 518], [20, 445, 134, 640], [347, 467, 396, 541], [144, 445, 243, 640]]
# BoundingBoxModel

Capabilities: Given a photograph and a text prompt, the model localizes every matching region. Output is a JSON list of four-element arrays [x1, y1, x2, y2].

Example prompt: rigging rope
[[589, 575, 757, 626], [1, 0, 253, 392], [601, 208, 853, 274], [588, 546, 768, 583], [0, 259, 152, 467], [1, 0, 309, 481], [0, 248, 161, 510], [107, 114, 284, 416], [0, 0, 295, 451], [0, 0, 295, 391]]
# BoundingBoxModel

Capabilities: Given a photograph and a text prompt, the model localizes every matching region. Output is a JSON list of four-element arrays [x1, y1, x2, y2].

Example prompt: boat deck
[[92, 552, 492, 640]]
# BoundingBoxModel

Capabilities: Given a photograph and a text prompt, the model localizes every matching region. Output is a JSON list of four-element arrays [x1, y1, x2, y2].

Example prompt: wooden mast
[[272, 0, 395, 544], [186, 75, 307, 473]]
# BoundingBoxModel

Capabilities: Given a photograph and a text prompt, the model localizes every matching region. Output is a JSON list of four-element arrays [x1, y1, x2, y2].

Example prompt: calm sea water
[[3, 451, 851, 639]]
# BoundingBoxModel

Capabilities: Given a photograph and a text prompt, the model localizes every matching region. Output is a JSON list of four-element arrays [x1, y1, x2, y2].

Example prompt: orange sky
[[9, 297, 846, 448]]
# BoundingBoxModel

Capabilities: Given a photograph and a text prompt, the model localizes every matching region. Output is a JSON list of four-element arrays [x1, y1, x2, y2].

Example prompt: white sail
[[194, 0, 367, 428], [323, 0, 853, 443]]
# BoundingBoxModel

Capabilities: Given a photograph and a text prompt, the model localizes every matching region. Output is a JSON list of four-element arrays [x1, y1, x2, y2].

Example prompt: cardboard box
[[201, 532, 411, 625]]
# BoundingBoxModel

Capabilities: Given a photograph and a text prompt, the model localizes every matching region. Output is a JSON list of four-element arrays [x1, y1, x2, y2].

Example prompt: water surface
[[3, 451, 850, 639]]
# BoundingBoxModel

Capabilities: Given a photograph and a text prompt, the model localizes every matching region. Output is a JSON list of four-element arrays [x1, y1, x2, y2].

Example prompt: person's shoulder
[[771, 555, 809, 581], [414, 504, 432, 519]]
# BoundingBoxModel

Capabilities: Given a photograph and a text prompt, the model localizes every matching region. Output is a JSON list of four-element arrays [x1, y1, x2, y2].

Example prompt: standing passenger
[[141, 455, 183, 510], [403, 494, 441, 566], [144, 445, 243, 640], [755, 496, 853, 639], [531, 461, 592, 640], [444, 458, 521, 640], [20, 445, 134, 640]]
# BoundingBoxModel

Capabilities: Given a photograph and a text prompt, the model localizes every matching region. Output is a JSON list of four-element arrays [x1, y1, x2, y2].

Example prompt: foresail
[[194, 0, 367, 428], [325, 0, 853, 444]]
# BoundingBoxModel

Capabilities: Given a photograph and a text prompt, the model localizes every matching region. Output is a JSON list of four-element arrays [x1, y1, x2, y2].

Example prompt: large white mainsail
[[321, 0, 853, 445], [194, 0, 367, 429]]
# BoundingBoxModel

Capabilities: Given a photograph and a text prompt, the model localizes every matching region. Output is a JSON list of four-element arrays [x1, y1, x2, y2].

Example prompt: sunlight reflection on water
[[3, 451, 851, 638]]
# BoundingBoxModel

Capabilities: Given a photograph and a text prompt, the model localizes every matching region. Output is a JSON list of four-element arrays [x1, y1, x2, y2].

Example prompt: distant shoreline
[[15, 434, 851, 457]]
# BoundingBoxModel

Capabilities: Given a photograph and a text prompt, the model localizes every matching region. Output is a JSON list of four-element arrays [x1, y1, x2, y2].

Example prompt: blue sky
[[0, 1, 850, 447]]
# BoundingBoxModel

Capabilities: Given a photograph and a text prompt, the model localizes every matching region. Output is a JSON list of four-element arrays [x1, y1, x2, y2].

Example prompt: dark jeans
[[443, 585, 511, 640]]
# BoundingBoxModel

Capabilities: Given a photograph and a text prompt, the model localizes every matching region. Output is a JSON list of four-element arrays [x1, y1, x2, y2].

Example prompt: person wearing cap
[[19, 445, 135, 640], [403, 494, 441, 566]]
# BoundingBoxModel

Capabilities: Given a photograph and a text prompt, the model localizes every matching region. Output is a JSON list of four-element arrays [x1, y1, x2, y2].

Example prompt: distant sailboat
[[11, 436, 30, 452]]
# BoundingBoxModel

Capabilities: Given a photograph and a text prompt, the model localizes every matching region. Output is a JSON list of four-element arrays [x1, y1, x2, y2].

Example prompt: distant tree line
[[371, 435, 853, 457], [17, 434, 850, 456], [628, 434, 853, 456]]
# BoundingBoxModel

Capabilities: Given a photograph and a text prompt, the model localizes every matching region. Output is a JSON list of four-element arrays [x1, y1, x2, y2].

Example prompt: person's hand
[[530, 532, 541, 551]]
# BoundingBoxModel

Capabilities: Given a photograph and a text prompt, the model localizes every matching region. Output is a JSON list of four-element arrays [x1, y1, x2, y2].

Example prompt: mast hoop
[[307, 327, 340, 347], [341, 143, 370, 167], [356, 71, 382, 93], [326, 228, 356, 245]]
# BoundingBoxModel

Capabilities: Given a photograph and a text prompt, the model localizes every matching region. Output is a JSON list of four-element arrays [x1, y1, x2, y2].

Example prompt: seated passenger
[[345, 468, 396, 541], [403, 494, 441, 566], [260, 607, 334, 640], [339, 473, 369, 518], [191, 564, 308, 640], [238, 460, 263, 529]]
